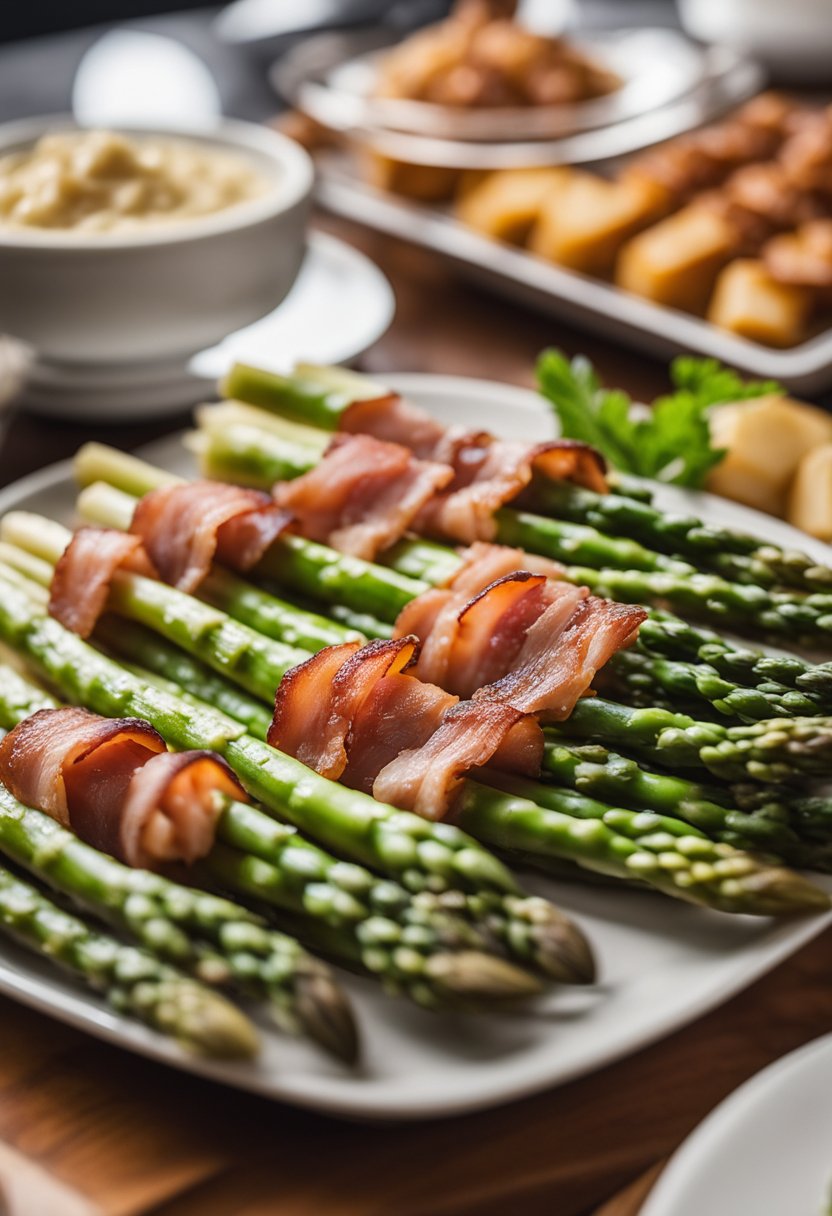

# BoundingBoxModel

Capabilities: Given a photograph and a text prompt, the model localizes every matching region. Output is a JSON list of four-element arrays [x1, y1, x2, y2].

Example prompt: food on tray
[[763, 218, 832, 289], [706, 258, 812, 346], [528, 172, 668, 276], [374, 0, 619, 109], [616, 203, 737, 312], [361, 149, 463, 202], [456, 166, 570, 243], [449, 93, 832, 345], [3, 356, 832, 1070], [0, 129, 268, 232]]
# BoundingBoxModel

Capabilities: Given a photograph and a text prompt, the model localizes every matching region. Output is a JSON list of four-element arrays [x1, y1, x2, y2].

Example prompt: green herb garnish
[[536, 349, 779, 488]]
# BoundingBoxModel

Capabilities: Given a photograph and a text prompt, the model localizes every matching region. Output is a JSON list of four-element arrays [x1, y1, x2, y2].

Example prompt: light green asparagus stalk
[[607, 648, 827, 722], [0, 778, 356, 1059], [457, 778, 829, 916], [553, 699, 832, 784], [77, 448, 832, 717], [200, 382, 832, 641], [540, 740, 832, 867], [70, 458, 832, 725], [220, 363, 832, 594], [0, 567, 523, 899], [21, 512, 832, 788], [0, 861, 260, 1058], [530, 478, 832, 594]]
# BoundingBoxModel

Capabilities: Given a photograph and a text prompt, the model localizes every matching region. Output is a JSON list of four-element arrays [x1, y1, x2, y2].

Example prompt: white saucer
[[22, 230, 395, 421], [642, 1033, 832, 1216]]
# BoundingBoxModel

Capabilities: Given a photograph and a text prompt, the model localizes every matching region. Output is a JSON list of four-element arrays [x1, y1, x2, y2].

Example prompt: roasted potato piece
[[455, 167, 570, 243], [707, 258, 811, 347], [615, 204, 737, 312], [764, 220, 832, 288], [361, 150, 461, 201], [788, 442, 832, 540], [708, 394, 832, 515], [528, 173, 668, 276]]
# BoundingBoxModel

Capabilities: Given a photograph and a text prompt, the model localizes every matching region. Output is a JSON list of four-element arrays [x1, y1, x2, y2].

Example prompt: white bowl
[[0, 116, 313, 373]]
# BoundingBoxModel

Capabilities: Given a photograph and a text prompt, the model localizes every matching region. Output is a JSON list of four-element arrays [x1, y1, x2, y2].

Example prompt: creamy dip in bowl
[[0, 116, 313, 418], [0, 129, 270, 234]]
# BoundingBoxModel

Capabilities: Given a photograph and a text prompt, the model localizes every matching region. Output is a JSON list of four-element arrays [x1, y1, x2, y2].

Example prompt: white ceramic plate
[[0, 374, 829, 1121], [642, 1032, 832, 1216], [23, 231, 395, 420]]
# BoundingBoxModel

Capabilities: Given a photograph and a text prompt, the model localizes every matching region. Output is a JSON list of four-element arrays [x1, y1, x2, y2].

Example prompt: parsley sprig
[[536, 350, 778, 488]]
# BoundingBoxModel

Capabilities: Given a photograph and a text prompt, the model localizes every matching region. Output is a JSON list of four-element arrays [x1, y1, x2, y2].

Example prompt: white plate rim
[[0, 371, 829, 1121]]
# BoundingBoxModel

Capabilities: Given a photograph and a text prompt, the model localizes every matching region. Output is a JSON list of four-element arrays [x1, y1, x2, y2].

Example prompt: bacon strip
[[268, 638, 542, 820], [131, 481, 294, 593], [476, 595, 646, 720], [417, 438, 608, 544], [0, 707, 244, 868], [395, 544, 644, 718], [339, 391, 609, 539], [49, 527, 156, 639], [273, 434, 453, 560], [373, 701, 542, 821]]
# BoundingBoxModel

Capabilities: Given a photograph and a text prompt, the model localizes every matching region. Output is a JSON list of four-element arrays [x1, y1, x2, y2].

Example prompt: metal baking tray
[[317, 163, 832, 394]]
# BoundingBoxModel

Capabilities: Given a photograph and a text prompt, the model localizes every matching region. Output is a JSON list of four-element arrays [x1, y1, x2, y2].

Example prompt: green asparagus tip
[[531, 909, 597, 986], [425, 951, 544, 1003], [745, 869, 832, 917], [162, 982, 260, 1060], [293, 968, 360, 1065]]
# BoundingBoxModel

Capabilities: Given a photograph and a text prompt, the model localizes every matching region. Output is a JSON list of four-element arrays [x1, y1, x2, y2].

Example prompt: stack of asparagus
[[0, 459, 827, 915], [0, 360, 830, 1062]]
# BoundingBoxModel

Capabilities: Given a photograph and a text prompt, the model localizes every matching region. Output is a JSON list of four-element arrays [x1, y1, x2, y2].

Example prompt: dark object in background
[[0, 1, 210, 44]]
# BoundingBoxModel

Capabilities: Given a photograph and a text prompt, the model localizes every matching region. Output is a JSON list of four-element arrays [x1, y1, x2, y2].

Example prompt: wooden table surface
[[0, 214, 829, 1216]]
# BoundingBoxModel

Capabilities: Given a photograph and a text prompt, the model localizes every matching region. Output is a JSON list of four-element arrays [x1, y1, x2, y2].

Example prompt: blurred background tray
[[318, 162, 832, 392]]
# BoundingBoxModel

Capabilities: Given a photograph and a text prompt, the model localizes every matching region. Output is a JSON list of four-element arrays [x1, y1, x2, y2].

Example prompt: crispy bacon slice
[[273, 434, 453, 560], [445, 541, 566, 589], [416, 438, 608, 544], [395, 545, 644, 718], [341, 393, 449, 458], [0, 707, 243, 867], [268, 637, 542, 820], [49, 527, 156, 639], [476, 595, 646, 720], [338, 391, 609, 537], [131, 481, 294, 593], [373, 701, 542, 821], [267, 638, 418, 778]]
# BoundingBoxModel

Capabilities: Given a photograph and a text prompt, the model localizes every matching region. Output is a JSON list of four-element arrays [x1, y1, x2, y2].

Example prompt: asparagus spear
[[0, 862, 260, 1058], [70, 454, 832, 720], [221, 363, 832, 596], [19, 515, 832, 788], [530, 478, 832, 594], [540, 740, 832, 866], [607, 649, 826, 722], [458, 778, 828, 915], [0, 568, 523, 897], [0, 780, 356, 1059], [553, 699, 832, 784]]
